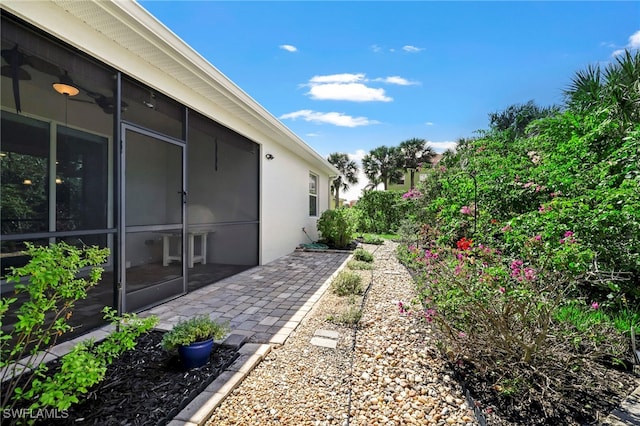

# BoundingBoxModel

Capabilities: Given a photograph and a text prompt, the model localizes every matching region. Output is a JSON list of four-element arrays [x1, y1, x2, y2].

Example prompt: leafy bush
[[317, 208, 357, 249], [0, 242, 160, 413], [354, 190, 406, 234], [331, 271, 363, 296], [347, 260, 374, 270], [1, 242, 110, 397], [353, 248, 374, 263], [161, 315, 230, 351], [5, 307, 158, 412], [337, 304, 362, 325]]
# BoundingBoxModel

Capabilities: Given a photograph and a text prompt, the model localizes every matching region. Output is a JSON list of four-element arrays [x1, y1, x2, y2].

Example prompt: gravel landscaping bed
[[207, 241, 477, 425]]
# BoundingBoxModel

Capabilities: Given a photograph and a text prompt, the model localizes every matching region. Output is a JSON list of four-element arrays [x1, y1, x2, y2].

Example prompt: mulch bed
[[3, 330, 239, 426], [453, 357, 640, 425]]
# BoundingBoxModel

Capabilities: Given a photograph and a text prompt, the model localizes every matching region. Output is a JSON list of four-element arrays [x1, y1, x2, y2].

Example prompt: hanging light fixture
[[52, 70, 79, 96], [53, 70, 78, 193]]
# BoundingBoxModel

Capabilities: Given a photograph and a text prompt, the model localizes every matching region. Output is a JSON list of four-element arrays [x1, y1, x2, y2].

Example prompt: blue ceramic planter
[[178, 338, 214, 369]]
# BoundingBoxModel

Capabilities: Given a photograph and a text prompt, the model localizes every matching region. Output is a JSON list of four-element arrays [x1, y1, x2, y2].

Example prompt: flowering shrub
[[401, 232, 626, 372], [402, 188, 422, 199]]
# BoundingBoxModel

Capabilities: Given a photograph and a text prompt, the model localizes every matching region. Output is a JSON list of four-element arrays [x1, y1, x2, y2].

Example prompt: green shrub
[[161, 315, 230, 351], [348, 260, 374, 270], [5, 307, 158, 412], [331, 271, 363, 296], [353, 248, 374, 263], [1, 242, 110, 410], [337, 305, 362, 325], [361, 234, 384, 245], [354, 190, 406, 234], [555, 300, 640, 336], [317, 208, 357, 249], [0, 243, 161, 412]]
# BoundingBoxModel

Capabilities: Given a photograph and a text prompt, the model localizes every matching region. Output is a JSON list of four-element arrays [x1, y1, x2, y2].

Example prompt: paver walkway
[[142, 250, 351, 345]]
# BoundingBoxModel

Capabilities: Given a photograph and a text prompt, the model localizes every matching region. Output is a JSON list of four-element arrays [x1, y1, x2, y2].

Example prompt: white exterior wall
[[260, 140, 331, 264]]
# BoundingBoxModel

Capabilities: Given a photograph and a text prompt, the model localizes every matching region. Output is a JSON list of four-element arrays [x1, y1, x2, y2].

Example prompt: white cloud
[[279, 110, 378, 127], [307, 83, 392, 102], [402, 45, 424, 53], [629, 30, 640, 48], [370, 44, 382, 53], [374, 76, 419, 86], [279, 44, 298, 52], [611, 29, 640, 57], [304, 73, 419, 102], [425, 121, 434, 126], [309, 73, 366, 84], [305, 132, 321, 137], [428, 140, 457, 153]]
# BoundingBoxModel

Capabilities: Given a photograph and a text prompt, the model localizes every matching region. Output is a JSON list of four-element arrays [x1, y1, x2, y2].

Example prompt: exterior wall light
[[265, 153, 275, 160]]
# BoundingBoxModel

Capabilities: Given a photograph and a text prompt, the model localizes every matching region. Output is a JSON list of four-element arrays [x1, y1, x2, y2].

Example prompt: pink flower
[[424, 308, 436, 322], [460, 205, 472, 215], [499, 287, 506, 293], [564, 231, 574, 238], [510, 260, 523, 270], [458, 332, 467, 338], [534, 235, 542, 241], [524, 267, 536, 281], [591, 302, 599, 310], [501, 225, 512, 232]]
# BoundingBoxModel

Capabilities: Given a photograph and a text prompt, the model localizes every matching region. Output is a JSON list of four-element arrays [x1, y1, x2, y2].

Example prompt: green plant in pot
[[161, 315, 230, 369]]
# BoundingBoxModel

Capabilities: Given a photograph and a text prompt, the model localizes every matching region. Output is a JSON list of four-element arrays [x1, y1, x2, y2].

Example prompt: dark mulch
[[453, 357, 640, 425], [3, 330, 239, 426]]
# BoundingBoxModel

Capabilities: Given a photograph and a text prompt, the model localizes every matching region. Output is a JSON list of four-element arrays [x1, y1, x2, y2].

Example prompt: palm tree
[[488, 100, 559, 140], [564, 50, 640, 136], [362, 146, 403, 190], [327, 152, 358, 208], [398, 138, 436, 189]]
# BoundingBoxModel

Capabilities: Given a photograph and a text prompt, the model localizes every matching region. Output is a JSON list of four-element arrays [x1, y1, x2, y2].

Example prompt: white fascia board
[[2, 0, 338, 176]]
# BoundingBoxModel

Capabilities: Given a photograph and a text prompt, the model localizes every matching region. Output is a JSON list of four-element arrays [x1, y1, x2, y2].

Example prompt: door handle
[[179, 190, 187, 204]]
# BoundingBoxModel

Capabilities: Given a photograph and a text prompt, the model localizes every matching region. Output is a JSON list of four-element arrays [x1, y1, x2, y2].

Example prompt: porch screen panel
[[0, 112, 50, 235], [56, 126, 108, 236], [186, 111, 259, 270]]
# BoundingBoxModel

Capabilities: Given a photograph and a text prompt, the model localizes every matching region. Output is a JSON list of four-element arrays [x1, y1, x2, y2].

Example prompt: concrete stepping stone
[[310, 329, 340, 348]]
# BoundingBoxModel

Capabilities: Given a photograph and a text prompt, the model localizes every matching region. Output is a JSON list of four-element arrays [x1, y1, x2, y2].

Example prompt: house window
[[309, 173, 318, 216]]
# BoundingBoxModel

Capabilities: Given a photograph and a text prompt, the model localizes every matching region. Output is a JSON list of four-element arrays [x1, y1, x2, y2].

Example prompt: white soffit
[[2, 0, 338, 176]]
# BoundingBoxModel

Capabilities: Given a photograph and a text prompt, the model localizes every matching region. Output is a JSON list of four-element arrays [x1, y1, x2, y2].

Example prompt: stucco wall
[[260, 141, 331, 264]]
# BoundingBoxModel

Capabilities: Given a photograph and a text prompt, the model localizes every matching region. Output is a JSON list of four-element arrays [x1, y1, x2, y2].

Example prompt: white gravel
[[207, 241, 478, 425]]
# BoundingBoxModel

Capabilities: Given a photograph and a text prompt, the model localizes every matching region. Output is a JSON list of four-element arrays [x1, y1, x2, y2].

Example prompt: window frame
[[308, 172, 318, 217]]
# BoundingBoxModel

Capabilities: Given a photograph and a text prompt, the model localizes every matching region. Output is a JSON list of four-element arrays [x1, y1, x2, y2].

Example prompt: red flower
[[456, 237, 473, 251]]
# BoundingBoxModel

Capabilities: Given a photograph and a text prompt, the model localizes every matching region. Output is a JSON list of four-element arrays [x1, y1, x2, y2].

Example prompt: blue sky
[[139, 1, 639, 199]]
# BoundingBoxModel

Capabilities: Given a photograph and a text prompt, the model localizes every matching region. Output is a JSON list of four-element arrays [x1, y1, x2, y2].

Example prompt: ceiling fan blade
[[1, 45, 26, 113], [25, 55, 61, 77], [68, 98, 95, 104], [1, 65, 30, 80], [1, 45, 27, 67]]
